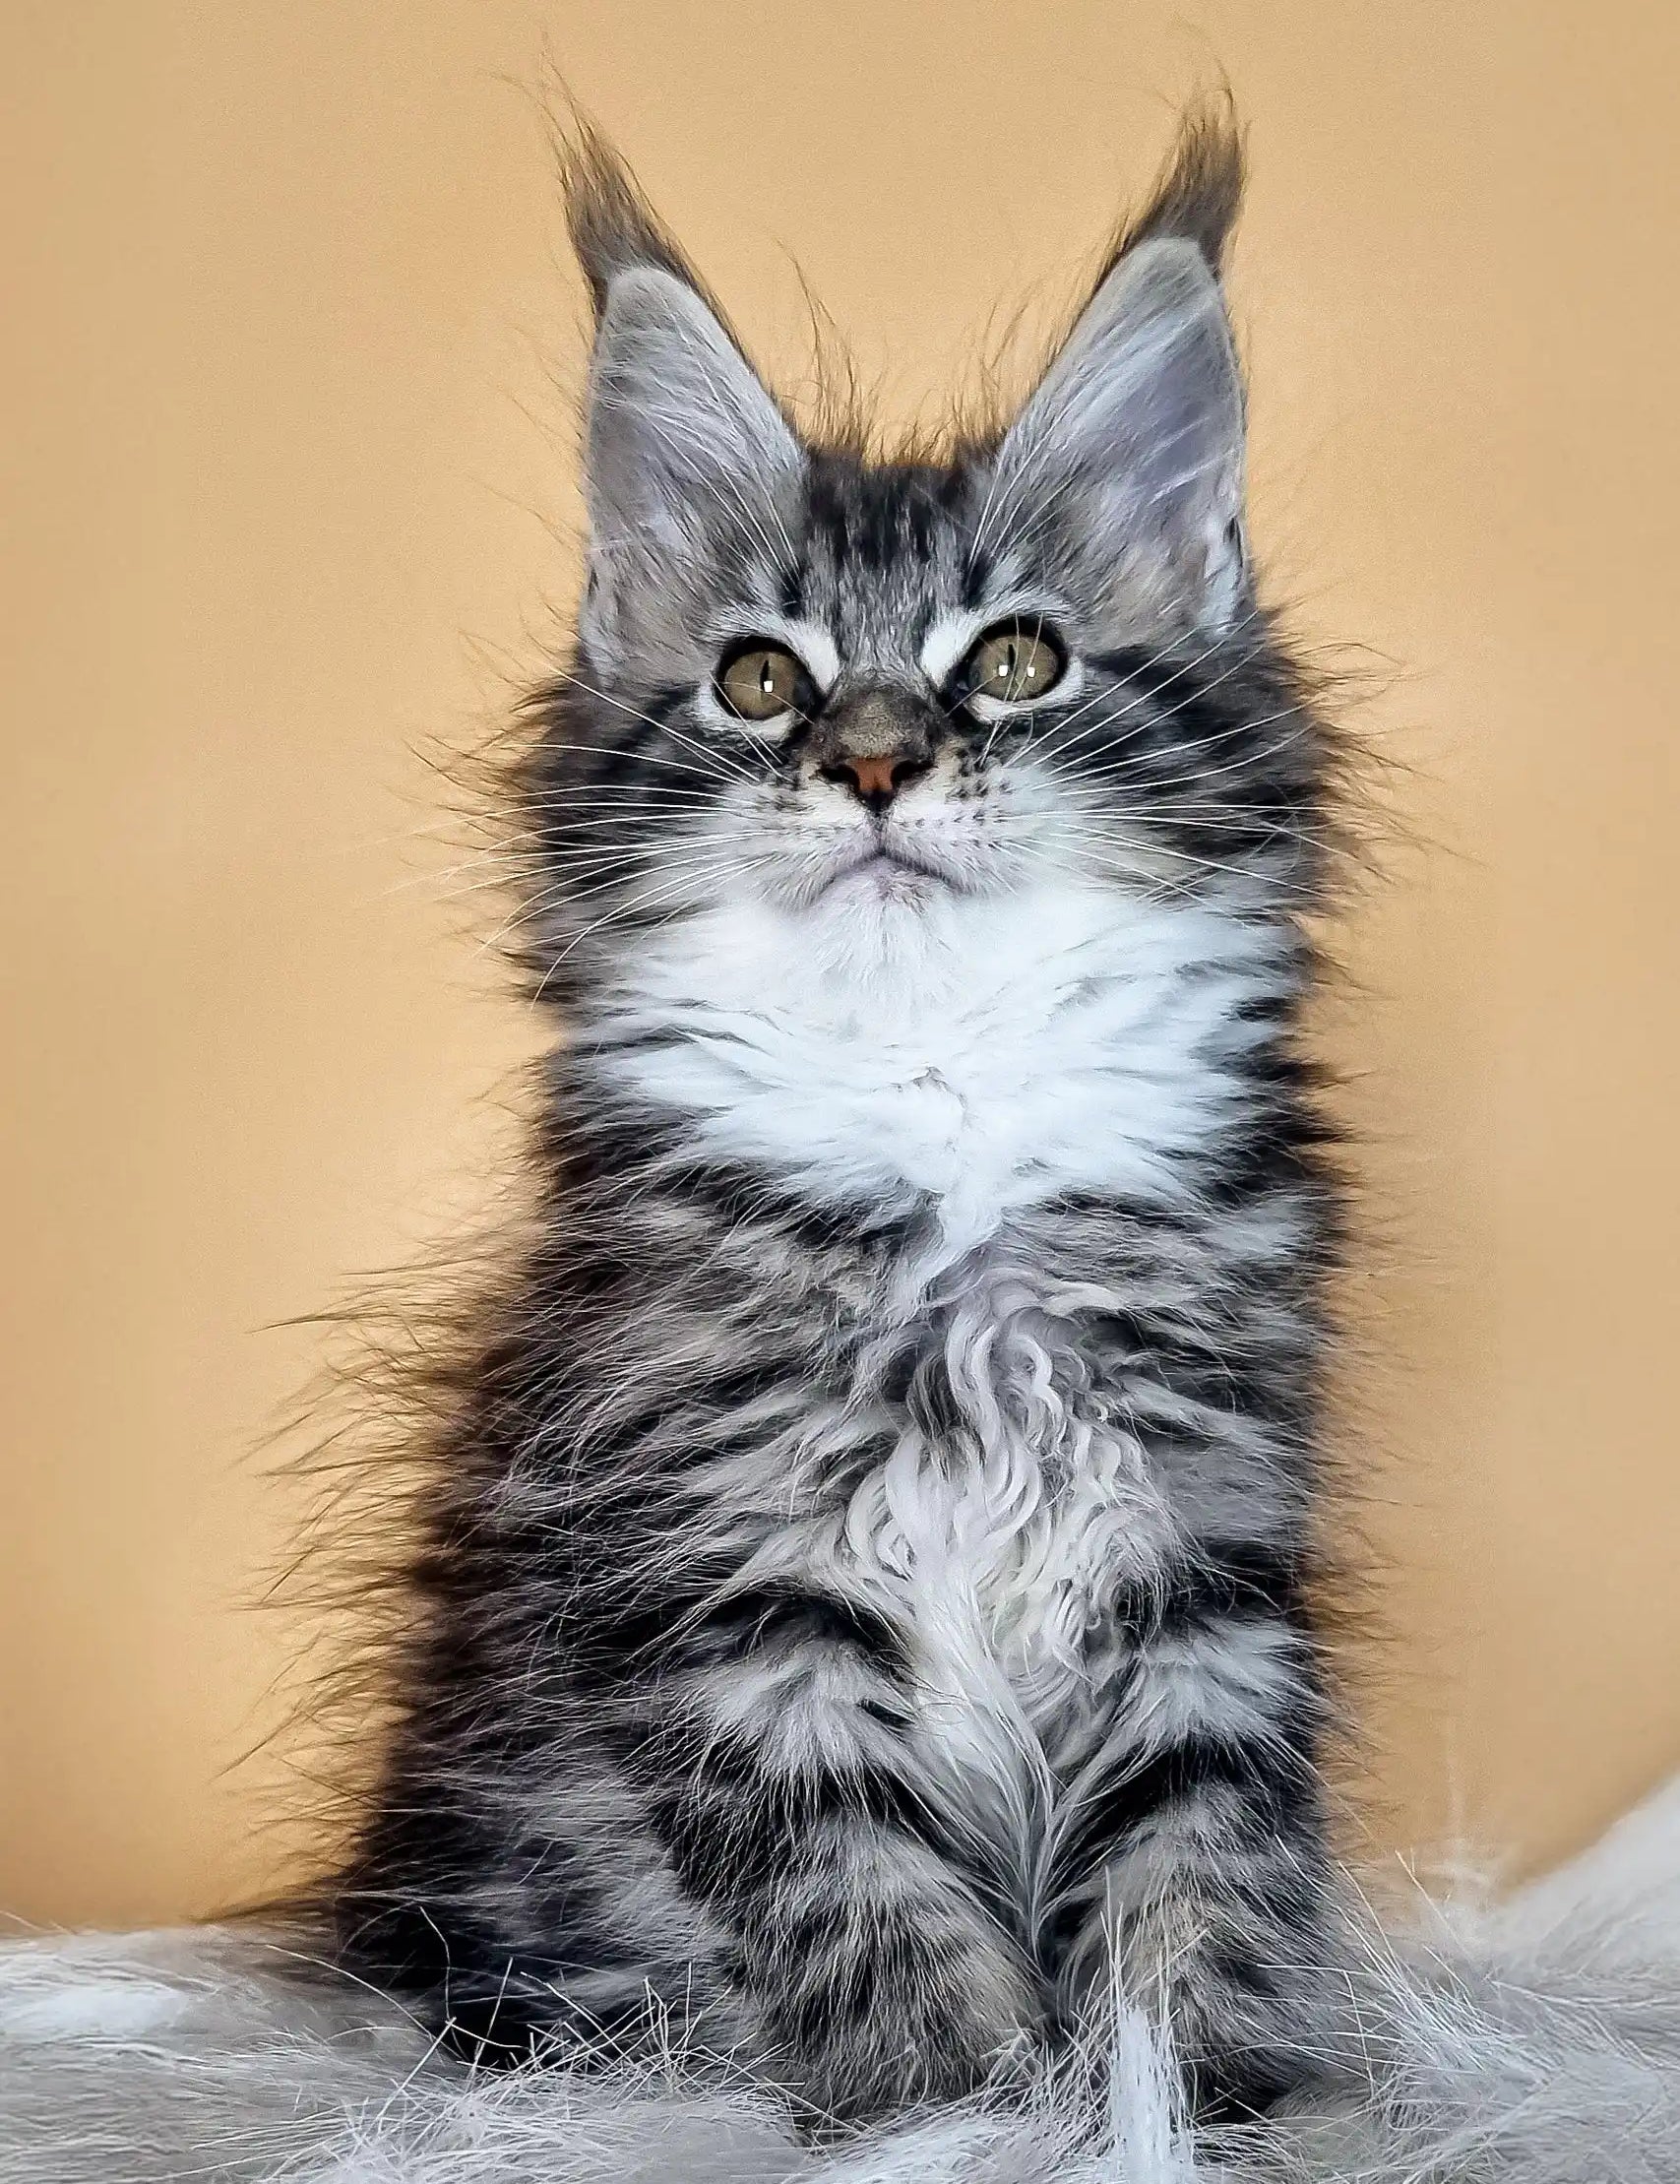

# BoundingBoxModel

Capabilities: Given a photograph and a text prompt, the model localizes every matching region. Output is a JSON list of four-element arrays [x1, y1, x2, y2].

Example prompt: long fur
[[8, 1779, 1680, 2181], [324, 104, 1356, 2129]]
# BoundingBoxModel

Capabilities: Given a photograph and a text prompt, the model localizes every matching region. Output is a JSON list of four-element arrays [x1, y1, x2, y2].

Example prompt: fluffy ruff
[[6, 1781, 1680, 2183]]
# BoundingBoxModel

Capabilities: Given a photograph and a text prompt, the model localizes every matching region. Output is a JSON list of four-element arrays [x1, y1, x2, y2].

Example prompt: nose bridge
[[827, 687, 931, 762], [811, 684, 938, 810]]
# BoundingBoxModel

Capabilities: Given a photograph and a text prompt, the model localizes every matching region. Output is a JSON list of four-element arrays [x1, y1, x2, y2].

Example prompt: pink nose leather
[[836, 754, 907, 800]]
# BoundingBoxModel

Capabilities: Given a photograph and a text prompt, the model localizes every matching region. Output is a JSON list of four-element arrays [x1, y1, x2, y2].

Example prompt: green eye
[[962, 624, 1066, 706], [716, 644, 808, 723]]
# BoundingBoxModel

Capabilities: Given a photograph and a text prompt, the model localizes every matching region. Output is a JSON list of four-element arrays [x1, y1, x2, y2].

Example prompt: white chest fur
[[587, 880, 1281, 1256]]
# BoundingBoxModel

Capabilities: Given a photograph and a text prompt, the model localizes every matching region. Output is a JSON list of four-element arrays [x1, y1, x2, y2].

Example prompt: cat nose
[[820, 751, 932, 812]]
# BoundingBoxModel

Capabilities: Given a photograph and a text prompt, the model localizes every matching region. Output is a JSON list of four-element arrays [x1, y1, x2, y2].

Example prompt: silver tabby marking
[[332, 110, 1351, 2127]]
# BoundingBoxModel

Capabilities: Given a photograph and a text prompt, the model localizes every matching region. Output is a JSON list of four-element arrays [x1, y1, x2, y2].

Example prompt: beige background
[[5, 0, 1679, 1928]]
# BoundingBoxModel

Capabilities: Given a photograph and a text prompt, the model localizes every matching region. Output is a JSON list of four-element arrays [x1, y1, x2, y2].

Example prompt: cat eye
[[960, 623, 1066, 708], [715, 643, 811, 724]]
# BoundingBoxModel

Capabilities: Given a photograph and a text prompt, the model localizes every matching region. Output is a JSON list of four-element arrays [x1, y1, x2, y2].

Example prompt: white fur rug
[[6, 1782, 1680, 2183]]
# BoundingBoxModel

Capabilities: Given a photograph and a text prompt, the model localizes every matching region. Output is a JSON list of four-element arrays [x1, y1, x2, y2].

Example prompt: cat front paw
[[770, 1943, 1043, 2126]]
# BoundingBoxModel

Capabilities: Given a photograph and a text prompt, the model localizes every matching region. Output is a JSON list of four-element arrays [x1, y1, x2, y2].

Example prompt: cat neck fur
[[582, 879, 1290, 1276]]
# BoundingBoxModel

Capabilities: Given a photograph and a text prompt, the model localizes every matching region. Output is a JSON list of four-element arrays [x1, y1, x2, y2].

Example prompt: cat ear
[[562, 128, 802, 665], [991, 114, 1249, 632], [585, 268, 802, 631]]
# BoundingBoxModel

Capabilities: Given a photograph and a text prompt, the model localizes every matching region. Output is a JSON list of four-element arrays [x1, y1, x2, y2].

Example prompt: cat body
[[335, 116, 1347, 2125]]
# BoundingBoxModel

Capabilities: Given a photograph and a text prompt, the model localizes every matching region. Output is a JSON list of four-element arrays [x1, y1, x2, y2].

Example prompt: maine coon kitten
[[331, 112, 1348, 2126]]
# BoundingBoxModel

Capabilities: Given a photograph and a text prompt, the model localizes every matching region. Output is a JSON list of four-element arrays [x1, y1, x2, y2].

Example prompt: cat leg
[[646, 1584, 1043, 2122], [333, 1746, 757, 2067], [1047, 1591, 1344, 2116]]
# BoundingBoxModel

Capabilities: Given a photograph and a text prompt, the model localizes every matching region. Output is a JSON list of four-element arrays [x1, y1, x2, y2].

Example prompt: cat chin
[[748, 848, 942, 917], [819, 849, 959, 909], [761, 832, 1023, 917]]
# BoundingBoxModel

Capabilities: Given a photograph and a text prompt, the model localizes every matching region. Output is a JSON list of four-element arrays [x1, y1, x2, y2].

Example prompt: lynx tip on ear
[[1100, 98, 1247, 282], [558, 115, 718, 323]]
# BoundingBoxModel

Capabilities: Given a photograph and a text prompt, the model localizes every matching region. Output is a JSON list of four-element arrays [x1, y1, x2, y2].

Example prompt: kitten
[[331, 110, 1349, 2127]]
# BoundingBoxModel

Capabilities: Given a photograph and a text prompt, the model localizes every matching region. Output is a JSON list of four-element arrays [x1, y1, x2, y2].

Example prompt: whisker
[[520, 838, 761, 887], [475, 843, 770, 967], [1019, 623, 1270, 773], [546, 673, 761, 788], [524, 808, 720, 830], [528, 853, 778, 1002], [528, 783, 722, 805], [1047, 815, 1234, 865], [1057, 737, 1308, 813], [1028, 704, 1306, 793], [538, 737, 758, 788]]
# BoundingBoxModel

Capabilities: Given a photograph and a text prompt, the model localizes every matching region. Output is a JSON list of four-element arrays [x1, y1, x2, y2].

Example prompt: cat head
[[524, 111, 1328, 991]]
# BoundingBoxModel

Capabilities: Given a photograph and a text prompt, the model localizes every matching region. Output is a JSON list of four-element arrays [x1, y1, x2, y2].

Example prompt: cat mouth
[[761, 816, 997, 909], [819, 832, 965, 901]]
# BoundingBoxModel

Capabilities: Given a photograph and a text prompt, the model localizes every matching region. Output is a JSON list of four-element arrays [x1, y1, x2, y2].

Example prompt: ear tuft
[[559, 116, 736, 333], [1097, 97, 1246, 281]]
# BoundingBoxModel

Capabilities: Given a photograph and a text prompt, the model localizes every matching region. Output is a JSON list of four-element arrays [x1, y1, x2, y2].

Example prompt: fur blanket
[[6, 1782, 1680, 2183]]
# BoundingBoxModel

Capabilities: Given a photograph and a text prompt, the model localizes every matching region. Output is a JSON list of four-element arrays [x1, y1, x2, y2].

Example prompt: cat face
[[523, 132, 1326, 984]]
